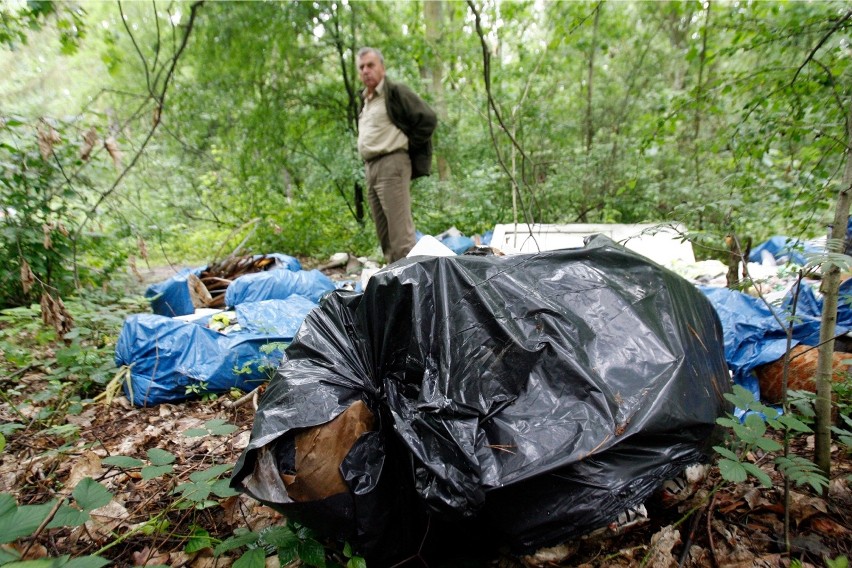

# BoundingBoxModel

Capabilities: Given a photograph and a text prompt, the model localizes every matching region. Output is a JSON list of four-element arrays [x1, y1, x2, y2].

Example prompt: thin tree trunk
[[580, 2, 601, 222], [814, 101, 852, 476], [693, 2, 710, 207], [425, 0, 451, 182]]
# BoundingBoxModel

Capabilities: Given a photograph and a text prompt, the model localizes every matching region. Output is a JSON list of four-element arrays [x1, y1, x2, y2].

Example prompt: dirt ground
[[4, 387, 852, 567]]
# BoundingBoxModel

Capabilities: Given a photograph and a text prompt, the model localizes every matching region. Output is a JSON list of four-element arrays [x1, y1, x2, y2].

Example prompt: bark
[[814, 100, 852, 476], [425, 0, 451, 182]]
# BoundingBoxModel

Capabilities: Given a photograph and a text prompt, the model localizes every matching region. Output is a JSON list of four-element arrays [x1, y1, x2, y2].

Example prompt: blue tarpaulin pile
[[144, 253, 303, 317], [117, 254, 336, 406], [700, 280, 852, 401]]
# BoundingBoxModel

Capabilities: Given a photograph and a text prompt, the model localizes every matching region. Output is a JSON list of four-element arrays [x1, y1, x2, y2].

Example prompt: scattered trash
[[115, 295, 317, 406], [118, 253, 331, 407], [489, 222, 696, 265], [145, 253, 302, 317], [701, 284, 852, 404], [231, 235, 731, 562], [223, 267, 336, 306], [748, 235, 824, 267], [754, 344, 852, 404], [407, 234, 456, 257]]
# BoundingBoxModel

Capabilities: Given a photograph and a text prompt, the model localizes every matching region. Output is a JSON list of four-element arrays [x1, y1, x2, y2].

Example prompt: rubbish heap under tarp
[[699, 277, 852, 403], [116, 253, 340, 406], [231, 235, 731, 562]]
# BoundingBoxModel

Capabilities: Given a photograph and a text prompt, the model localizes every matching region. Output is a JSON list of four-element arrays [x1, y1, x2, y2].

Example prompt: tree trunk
[[693, 2, 710, 201], [814, 101, 852, 477], [579, 2, 601, 222], [425, 0, 451, 182]]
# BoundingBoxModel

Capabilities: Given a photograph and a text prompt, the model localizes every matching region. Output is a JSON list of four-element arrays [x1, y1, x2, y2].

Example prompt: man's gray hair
[[357, 47, 384, 64]]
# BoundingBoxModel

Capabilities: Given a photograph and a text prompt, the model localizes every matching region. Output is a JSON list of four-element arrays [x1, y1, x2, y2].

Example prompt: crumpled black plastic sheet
[[231, 235, 731, 562]]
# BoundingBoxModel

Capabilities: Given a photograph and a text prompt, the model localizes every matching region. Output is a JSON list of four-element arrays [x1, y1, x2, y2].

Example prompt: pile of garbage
[[115, 253, 341, 406], [117, 224, 848, 560], [230, 235, 731, 562]]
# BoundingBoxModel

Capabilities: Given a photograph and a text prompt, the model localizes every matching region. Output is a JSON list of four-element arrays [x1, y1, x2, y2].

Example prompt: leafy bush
[[0, 116, 132, 309]]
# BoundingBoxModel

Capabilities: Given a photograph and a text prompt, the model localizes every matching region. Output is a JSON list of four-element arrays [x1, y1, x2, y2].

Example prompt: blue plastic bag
[[236, 296, 316, 336], [700, 285, 852, 401], [115, 295, 317, 406], [225, 269, 336, 306], [145, 267, 206, 317], [144, 254, 303, 317], [748, 236, 822, 266], [440, 234, 475, 255]]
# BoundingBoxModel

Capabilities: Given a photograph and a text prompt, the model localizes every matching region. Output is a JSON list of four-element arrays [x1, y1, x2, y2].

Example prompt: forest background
[[4, 1, 852, 566], [3, 0, 852, 309]]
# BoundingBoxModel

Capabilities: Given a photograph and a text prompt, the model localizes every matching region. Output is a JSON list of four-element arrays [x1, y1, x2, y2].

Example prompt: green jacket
[[361, 78, 438, 179]]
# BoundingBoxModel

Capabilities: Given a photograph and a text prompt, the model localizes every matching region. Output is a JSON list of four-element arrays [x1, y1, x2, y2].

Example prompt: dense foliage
[[1, 0, 852, 307]]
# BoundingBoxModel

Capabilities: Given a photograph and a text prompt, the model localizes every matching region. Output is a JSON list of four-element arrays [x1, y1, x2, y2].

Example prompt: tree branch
[[72, 1, 204, 248]]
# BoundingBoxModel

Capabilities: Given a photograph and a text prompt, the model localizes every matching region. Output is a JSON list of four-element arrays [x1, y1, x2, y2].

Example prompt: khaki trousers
[[365, 151, 416, 263]]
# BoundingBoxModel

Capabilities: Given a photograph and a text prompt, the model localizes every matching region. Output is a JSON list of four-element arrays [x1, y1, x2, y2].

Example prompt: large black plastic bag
[[231, 235, 731, 560]]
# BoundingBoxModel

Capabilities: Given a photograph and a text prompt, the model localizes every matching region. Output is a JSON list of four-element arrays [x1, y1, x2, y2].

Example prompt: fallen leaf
[[132, 546, 170, 566], [646, 524, 680, 568], [521, 541, 578, 567], [807, 517, 849, 536], [829, 477, 852, 505], [66, 450, 104, 489], [743, 487, 763, 509], [190, 555, 233, 567], [790, 534, 830, 557], [789, 491, 828, 525]]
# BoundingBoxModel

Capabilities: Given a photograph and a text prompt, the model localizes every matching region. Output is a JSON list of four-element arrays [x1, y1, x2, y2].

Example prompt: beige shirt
[[357, 79, 409, 161]]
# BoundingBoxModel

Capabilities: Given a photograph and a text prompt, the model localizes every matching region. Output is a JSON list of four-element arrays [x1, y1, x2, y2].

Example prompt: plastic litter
[[700, 285, 852, 402], [145, 266, 205, 317], [115, 296, 317, 406], [231, 235, 731, 562], [224, 268, 336, 306], [144, 254, 302, 316], [748, 235, 823, 266]]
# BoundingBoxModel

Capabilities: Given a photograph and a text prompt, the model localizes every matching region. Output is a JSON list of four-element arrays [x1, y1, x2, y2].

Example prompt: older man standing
[[357, 47, 437, 263]]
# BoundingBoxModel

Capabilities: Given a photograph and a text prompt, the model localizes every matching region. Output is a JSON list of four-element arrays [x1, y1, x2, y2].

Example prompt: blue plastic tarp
[[748, 236, 823, 266], [116, 297, 317, 406], [145, 266, 206, 317], [144, 254, 303, 317], [786, 278, 852, 331], [224, 269, 336, 306], [440, 234, 475, 254], [236, 296, 317, 336], [700, 285, 852, 400]]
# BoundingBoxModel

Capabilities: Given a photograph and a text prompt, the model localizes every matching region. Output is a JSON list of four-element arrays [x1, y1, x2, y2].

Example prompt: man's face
[[358, 51, 385, 92]]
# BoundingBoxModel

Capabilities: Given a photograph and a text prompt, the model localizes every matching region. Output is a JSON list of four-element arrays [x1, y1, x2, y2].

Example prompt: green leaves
[[232, 547, 266, 568], [72, 477, 113, 511], [183, 419, 237, 438], [218, 522, 335, 568], [0, 494, 56, 544], [214, 530, 260, 557], [774, 456, 829, 493], [185, 527, 214, 554], [142, 448, 176, 480], [173, 462, 237, 509], [47, 478, 114, 529], [715, 384, 828, 492], [101, 455, 143, 468]]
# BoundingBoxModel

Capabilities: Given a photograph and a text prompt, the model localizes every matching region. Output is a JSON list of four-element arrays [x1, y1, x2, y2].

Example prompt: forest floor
[[3, 263, 852, 567]]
